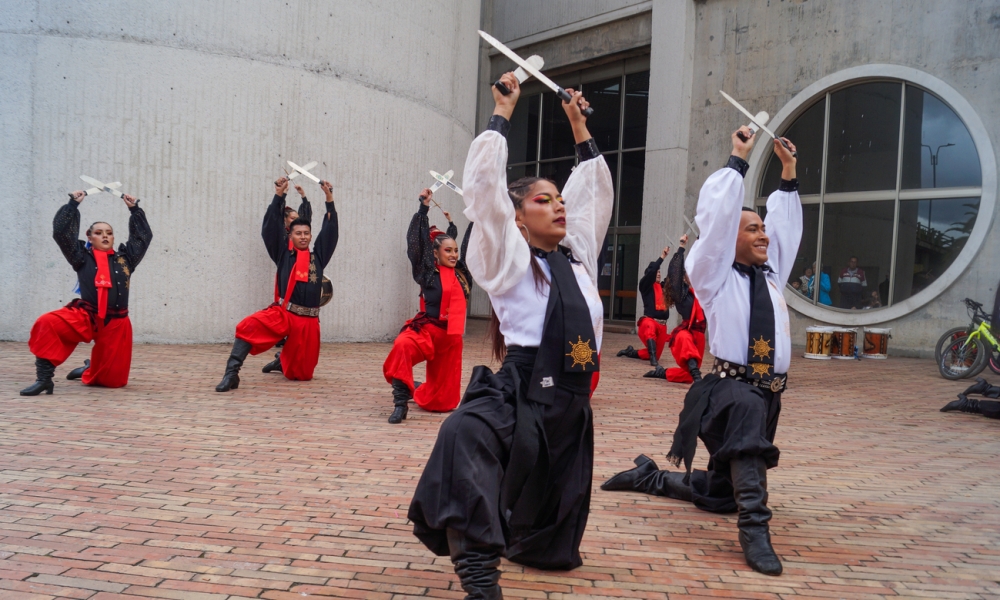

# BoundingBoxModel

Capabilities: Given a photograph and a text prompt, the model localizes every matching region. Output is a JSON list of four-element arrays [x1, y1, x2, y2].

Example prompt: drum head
[[319, 275, 333, 307]]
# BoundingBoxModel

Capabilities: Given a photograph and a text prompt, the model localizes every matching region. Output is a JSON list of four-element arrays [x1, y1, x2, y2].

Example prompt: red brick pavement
[[1, 322, 999, 599]]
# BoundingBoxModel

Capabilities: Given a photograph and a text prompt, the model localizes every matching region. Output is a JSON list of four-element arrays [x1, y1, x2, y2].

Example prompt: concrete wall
[[0, 0, 481, 343], [684, 0, 1000, 356]]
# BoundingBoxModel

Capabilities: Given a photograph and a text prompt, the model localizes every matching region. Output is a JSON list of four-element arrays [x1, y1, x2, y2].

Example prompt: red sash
[[92, 248, 114, 319], [438, 266, 467, 335], [654, 281, 667, 311], [274, 249, 311, 308]]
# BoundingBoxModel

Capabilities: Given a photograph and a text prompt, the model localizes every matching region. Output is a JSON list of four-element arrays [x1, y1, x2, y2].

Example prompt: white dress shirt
[[462, 130, 614, 351], [685, 166, 802, 374]]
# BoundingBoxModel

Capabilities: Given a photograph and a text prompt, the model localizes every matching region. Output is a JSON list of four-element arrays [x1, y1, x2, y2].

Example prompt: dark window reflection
[[623, 71, 649, 149], [538, 159, 575, 191], [893, 197, 979, 302], [618, 151, 644, 227], [613, 234, 641, 320], [583, 78, 621, 151], [506, 163, 532, 184], [761, 98, 826, 196], [785, 204, 820, 300], [826, 82, 901, 193], [821, 201, 895, 309], [901, 87, 981, 189], [540, 92, 577, 160], [604, 153, 619, 222], [507, 94, 540, 164], [598, 234, 613, 318]]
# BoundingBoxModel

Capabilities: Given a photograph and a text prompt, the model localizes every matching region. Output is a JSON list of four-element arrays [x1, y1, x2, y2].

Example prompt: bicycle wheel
[[935, 326, 969, 364], [938, 336, 988, 380], [989, 349, 1000, 375]]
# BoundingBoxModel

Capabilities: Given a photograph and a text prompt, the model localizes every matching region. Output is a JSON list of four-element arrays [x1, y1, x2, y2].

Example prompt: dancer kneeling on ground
[[215, 177, 339, 391], [382, 191, 473, 424], [602, 126, 800, 576], [408, 72, 612, 598], [941, 377, 1000, 419], [21, 190, 153, 395], [617, 245, 672, 367], [643, 234, 707, 383]]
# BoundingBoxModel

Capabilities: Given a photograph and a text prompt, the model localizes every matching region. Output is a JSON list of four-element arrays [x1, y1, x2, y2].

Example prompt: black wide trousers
[[408, 347, 594, 571]]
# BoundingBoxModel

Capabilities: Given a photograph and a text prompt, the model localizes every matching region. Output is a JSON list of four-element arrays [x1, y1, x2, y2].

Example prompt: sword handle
[[557, 88, 594, 117], [778, 137, 798, 158], [493, 80, 511, 96], [736, 130, 753, 143]]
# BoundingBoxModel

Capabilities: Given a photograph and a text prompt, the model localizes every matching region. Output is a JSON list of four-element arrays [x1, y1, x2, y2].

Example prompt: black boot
[[731, 456, 782, 575], [940, 393, 982, 414], [601, 455, 659, 491], [261, 352, 282, 373], [215, 339, 251, 392], [447, 528, 502, 600], [617, 345, 640, 359], [961, 377, 991, 397], [388, 379, 410, 424], [601, 455, 693, 502], [643, 366, 666, 379], [646, 339, 659, 367], [687, 358, 702, 382], [20, 358, 56, 396], [66, 359, 90, 380]]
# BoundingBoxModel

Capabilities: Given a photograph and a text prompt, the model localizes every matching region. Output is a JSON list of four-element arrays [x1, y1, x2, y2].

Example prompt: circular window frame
[[744, 64, 996, 326]]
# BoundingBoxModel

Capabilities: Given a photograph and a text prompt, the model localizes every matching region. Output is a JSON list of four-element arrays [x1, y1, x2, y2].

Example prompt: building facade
[[476, 0, 1000, 357]]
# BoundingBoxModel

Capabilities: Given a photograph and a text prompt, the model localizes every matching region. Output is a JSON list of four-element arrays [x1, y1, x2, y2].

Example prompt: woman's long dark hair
[[487, 176, 555, 363]]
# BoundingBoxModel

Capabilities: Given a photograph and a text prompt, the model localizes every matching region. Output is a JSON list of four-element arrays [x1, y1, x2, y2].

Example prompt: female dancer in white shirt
[[408, 72, 613, 599]]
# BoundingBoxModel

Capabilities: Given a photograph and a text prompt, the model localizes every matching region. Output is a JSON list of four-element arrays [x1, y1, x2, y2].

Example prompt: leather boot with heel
[[646, 338, 659, 367], [20, 358, 56, 396], [601, 454, 693, 502], [616, 345, 640, 359], [215, 339, 251, 392], [687, 358, 702, 382], [731, 455, 782, 575], [261, 352, 282, 374], [447, 528, 502, 600], [66, 359, 90, 380], [388, 379, 410, 424]]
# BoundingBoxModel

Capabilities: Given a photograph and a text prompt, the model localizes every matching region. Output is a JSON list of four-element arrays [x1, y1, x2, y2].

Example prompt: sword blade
[[683, 214, 700, 238], [479, 31, 563, 97], [80, 175, 106, 189], [719, 91, 796, 155], [287, 160, 321, 183]]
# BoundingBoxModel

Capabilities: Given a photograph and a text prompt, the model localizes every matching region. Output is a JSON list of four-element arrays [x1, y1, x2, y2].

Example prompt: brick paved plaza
[[2, 323, 999, 599]]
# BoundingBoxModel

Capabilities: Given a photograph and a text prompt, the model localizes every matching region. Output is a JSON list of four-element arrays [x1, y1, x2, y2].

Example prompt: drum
[[319, 275, 334, 307], [831, 327, 858, 359], [804, 326, 834, 359], [863, 327, 891, 359]]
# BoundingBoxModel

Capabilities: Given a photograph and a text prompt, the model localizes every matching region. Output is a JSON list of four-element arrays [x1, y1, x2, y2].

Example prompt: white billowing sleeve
[[561, 156, 615, 284], [685, 167, 745, 304], [461, 130, 531, 296], [763, 187, 803, 289]]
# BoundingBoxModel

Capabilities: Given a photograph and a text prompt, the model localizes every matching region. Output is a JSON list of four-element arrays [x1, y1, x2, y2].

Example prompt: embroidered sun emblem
[[751, 362, 771, 377], [566, 335, 596, 370], [751, 335, 774, 361]]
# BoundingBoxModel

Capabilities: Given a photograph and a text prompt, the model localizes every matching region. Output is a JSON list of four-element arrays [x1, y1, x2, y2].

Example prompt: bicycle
[[936, 298, 1000, 380]]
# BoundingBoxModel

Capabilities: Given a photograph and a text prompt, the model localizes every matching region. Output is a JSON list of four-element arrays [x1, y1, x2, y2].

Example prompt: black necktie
[[733, 262, 776, 380]]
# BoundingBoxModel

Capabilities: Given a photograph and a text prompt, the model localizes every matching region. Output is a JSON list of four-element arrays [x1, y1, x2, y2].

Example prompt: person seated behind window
[[799, 266, 812, 291], [862, 290, 882, 310]]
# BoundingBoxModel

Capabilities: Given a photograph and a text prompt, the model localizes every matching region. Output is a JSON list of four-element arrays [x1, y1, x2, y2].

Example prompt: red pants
[[666, 329, 706, 383], [28, 306, 132, 388], [636, 317, 670, 360], [383, 323, 463, 412], [236, 305, 320, 381]]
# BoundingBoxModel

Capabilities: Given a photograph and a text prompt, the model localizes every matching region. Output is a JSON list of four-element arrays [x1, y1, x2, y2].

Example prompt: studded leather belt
[[712, 358, 787, 393], [285, 302, 320, 318]]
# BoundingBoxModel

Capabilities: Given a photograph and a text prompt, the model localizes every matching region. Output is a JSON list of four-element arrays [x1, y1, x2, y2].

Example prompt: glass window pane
[[783, 204, 820, 300], [507, 94, 540, 164], [540, 92, 577, 160], [617, 151, 644, 227], [821, 201, 896, 309], [761, 98, 826, 196], [506, 163, 533, 184], [598, 234, 613, 318], [614, 234, 641, 321], [603, 153, 619, 224], [901, 87, 981, 189], [826, 82, 902, 193], [622, 71, 649, 149], [893, 197, 980, 303], [539, 158, 576, 191], [583, 77, 621, 151]]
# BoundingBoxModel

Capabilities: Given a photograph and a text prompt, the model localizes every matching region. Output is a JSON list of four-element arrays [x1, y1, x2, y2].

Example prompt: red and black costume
[[648, 246, 707, 383], [382, 202, 473, 423], [617, 256, 671, 367], [215, 192, 338, 391], [20, 198, 152, 395]]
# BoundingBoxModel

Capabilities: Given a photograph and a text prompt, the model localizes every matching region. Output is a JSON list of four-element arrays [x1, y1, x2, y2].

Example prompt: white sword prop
[[479, 30, 594, 117], [286, 160, 322, 184], [719, 91, 797, 157], [285, 161, 317, 181], [79, 175, 126, 199], [683, 214, 700, 239], [492, 54, 544, 95], [429, 169, 454, 193], [430, 170, 464, 196]]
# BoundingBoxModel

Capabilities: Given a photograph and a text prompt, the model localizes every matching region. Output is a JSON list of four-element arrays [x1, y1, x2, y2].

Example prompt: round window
[[747, 67, 995, 325]]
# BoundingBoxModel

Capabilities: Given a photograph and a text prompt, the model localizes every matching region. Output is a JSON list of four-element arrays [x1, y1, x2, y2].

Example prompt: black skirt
[[408, 346, 594, 570]]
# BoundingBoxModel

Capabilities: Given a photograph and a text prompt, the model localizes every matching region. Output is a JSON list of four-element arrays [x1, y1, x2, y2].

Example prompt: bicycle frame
[[965, 322, 999, 351]]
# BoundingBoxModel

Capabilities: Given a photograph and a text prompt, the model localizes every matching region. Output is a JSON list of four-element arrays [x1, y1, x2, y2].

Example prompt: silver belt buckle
[[770, 376, 785, 393]]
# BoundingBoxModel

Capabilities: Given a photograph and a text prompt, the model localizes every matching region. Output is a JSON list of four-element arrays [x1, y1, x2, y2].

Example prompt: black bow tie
[[732, 262, 776, 380]]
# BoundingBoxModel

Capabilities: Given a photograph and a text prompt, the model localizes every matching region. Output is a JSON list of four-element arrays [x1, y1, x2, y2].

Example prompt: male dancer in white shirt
[[602, 126, 800, 576]]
